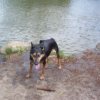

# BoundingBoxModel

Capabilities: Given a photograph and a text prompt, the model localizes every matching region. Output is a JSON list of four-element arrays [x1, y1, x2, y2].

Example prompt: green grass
[[66, 55, 76, 59], [5, 46, 25, 55], [48, 61, 54, 65], [50, 48, 76, 59], [59, 48, 66, 59], [50, 48, 66, 59], [50, 52, 55, 56]]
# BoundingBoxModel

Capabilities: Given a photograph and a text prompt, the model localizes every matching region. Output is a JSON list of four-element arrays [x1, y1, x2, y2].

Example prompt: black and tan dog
[[26, 38, 61, 79]]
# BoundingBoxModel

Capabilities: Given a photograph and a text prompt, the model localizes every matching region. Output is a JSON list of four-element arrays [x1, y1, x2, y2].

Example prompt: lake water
[[0, 0, 100, 55]]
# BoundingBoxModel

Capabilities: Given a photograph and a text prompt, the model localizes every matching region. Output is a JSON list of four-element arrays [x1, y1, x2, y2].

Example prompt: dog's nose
[[35, 63, 38, 65], [35, 61, 38, 65]]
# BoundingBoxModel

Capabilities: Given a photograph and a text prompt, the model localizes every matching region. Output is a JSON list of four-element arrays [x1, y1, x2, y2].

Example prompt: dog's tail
[[40, 40, 44, 43]]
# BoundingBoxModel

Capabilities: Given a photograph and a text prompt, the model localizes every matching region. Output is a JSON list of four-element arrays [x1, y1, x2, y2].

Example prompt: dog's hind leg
[[54, 47, 61, 69], [40, 59, 48, 79], [26, 60, 34, 77], [56, 53, 61, 69], [45, 58, 48, 68]]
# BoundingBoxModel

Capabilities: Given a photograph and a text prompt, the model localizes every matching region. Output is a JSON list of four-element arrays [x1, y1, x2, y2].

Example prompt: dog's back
[[40, 38, 59, 57]]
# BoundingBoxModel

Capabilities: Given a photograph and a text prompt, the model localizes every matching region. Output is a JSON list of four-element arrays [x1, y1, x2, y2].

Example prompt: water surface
[[0, 0, 100, 55]]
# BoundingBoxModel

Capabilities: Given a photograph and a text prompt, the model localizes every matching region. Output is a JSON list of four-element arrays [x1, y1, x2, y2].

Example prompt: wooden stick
[[37, 88, 55, 92]]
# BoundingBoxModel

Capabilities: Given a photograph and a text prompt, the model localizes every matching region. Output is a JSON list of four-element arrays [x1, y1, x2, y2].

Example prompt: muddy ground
[[0, 49, 100, 100]]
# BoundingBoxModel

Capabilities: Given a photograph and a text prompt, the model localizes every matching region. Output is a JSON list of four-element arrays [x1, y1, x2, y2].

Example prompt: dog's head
[[30, 42, 45, 69]]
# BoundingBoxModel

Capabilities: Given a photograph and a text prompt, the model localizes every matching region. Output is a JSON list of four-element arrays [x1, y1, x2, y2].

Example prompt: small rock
[[96, 43, 100, 51]]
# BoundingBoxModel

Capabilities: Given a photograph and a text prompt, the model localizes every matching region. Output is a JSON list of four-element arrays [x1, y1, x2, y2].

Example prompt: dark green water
[[0, 0, 100, 55]]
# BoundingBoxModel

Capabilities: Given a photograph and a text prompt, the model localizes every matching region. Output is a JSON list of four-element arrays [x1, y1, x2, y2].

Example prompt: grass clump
[[49, 48, 76, 59], [48, 61, 54, 65], [50, 52, 55, 56], [66, 55, 76, 59], [59, 48, 66, 59], [50, 48, 66, 59], [59, 48, 76, 59], [5, 46, 25, 55], [5, 46, 13, 55]]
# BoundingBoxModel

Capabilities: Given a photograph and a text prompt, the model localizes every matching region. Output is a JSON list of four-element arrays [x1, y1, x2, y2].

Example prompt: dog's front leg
[[40, 59, 47, 80], [26, 60, 34, 77]]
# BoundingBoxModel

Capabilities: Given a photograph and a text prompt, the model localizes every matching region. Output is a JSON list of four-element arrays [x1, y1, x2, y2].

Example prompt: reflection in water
[[0, 0, 100, 55]]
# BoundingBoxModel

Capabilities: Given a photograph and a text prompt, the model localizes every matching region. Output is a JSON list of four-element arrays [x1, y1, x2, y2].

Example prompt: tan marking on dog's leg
[[45, 58, 48, 68], [40, 59, 48, 79], [56, 54, 61, 69], [26, 60, 34, 77], [58, 58, 61, 69]]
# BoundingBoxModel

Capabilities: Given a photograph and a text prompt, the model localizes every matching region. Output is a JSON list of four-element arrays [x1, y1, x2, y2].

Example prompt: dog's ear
[[31, 42, 34, 49]]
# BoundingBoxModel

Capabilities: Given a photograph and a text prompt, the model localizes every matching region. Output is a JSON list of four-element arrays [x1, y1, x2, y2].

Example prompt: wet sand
[[0, 49, 100, 100]]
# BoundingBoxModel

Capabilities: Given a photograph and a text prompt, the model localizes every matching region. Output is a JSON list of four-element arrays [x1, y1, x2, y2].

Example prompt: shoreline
[[0, 42, 100, 63]]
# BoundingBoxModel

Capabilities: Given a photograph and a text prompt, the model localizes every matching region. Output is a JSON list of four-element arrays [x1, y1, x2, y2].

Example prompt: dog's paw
[[40, 76, 44, 80], [58, 66, 61, 69], [26, 74, 30, 78]]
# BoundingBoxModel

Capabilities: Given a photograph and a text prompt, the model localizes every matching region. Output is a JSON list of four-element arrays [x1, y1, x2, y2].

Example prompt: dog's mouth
[[35, 64, 40, 69]]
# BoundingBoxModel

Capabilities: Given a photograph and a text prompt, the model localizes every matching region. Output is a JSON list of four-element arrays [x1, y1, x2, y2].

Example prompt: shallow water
[[0, 0, 100, 55]]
